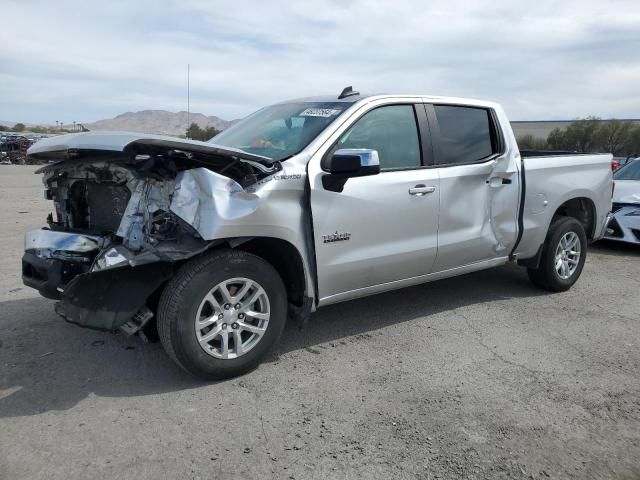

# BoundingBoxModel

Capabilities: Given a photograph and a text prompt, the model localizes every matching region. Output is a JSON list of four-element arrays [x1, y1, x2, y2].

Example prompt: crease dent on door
[[427, 102, 520, 272], [486, 155, 520, 254]]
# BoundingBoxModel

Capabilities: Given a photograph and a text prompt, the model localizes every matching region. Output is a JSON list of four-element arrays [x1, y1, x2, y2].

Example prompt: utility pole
[[187, 63, 190, 139]]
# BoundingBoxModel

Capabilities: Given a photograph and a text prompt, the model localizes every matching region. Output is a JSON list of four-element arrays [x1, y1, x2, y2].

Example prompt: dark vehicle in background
[[0, 135, 36, 164]]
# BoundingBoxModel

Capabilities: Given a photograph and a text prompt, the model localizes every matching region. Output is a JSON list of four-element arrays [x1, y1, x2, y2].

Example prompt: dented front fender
[[170, 168, 259, 239]]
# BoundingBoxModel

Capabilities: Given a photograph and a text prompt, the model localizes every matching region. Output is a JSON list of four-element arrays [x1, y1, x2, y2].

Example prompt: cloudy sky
[[1, 0, 639, 124]]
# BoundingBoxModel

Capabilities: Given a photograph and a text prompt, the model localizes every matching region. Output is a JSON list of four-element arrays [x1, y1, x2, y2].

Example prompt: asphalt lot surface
[[1, 165, 639, 480]]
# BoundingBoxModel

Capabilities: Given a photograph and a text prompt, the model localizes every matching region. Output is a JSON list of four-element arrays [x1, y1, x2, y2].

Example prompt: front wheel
[[157, 249, 287, 380], [527, 216, 587, 292]]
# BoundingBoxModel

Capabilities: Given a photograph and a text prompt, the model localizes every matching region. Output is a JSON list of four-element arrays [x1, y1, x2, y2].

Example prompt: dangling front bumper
[[22, 229, 173, 331]]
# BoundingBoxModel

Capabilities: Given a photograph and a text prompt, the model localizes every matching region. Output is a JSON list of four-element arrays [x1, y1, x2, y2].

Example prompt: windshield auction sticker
[[299, 108, 342, 117]]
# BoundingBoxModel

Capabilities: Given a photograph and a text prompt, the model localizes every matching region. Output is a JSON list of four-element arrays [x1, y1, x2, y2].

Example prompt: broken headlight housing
[[92, 246, 131, 272]]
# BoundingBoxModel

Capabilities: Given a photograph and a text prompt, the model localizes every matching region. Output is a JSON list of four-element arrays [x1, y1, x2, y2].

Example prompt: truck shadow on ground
[[0, 263, 549, 418], [590, 239, 640, 257]]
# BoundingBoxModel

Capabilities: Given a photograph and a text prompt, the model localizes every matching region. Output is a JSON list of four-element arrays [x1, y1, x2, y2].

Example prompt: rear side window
[[614, 160, 640, 180], [433, 105, 497, 165], [334, 105, 421, 170]]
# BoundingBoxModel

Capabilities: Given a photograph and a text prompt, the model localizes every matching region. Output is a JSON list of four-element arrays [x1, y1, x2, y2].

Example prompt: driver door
[[308, 102, 440, 304]]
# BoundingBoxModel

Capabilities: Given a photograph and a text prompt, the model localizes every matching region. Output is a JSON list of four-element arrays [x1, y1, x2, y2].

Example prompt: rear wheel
[[157, 249, 287, 380], [527, 217, 587, 292]]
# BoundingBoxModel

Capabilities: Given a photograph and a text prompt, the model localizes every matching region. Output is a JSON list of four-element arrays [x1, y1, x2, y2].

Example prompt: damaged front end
[[22, 132, 279, 332]]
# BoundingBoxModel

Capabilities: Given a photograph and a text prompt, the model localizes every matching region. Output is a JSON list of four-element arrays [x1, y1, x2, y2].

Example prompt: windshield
[[209, 102, 351, 161], [614, 160, 640, 181]]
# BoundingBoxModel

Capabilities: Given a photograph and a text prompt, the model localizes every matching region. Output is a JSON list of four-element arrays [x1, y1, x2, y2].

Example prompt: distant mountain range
[[8, 112, 639, 140], [84, 110, 238, 136]]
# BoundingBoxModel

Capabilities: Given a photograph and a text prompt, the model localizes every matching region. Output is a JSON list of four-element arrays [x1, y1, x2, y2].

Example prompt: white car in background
[[606, 159, 640, 244]]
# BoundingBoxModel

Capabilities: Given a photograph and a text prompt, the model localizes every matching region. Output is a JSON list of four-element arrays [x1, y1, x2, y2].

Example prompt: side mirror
[[321, 148, 380, 192]]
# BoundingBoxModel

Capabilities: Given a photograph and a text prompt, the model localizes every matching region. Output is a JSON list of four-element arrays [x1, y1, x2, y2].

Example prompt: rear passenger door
[[425, 104, 520, 272]]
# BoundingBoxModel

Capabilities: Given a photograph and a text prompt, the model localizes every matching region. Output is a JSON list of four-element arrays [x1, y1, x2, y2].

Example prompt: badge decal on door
[[322, 231, 351, 243]]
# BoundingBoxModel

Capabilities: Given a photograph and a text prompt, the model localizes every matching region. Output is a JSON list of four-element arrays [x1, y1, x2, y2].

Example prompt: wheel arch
[[230, 237, 308, 307], [145, 235, 314, 326], [551, 196, 597, 240], [518, 195, 597, 269]]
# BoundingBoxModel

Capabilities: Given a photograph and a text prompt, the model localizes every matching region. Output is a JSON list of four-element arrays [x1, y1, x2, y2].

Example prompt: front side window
[[433, 105, 497, 165], [210, 102, 351, 161], [333, 105, 421, 170]]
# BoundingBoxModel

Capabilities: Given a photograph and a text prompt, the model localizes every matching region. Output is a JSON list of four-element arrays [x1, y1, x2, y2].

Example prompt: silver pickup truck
[[22, 89, 613, 379]]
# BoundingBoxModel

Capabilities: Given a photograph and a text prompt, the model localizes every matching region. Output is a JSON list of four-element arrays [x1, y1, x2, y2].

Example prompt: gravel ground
[[0, 165, 639, 480]]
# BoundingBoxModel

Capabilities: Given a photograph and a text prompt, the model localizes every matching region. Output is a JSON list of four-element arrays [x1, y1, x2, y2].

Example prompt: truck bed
[[514, 152, 613, 260], [520, 150, 598, 158]]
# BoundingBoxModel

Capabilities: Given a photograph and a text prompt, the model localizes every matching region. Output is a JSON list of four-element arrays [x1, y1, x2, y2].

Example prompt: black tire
[[157, 249, 287, 380], [527, 216, 587, 292]]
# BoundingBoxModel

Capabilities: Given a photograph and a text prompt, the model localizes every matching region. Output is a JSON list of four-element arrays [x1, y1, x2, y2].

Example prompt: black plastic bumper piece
[[22, 252, 88, 300], [54, 262, 174, 331]]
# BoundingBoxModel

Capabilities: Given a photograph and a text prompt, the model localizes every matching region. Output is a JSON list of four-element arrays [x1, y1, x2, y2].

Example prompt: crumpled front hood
[[613, 180, 640, 205], [27, 130, 277, 168]]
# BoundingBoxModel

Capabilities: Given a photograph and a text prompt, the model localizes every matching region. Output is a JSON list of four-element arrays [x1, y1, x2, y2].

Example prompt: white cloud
[[1, 0, 639, 123]]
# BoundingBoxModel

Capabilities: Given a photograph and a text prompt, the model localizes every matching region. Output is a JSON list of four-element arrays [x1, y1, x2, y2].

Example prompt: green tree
[[12, 123, 26, 132], [565, 116, 601, 152], [517, 134, 548, 150], [0, 125, 9, 132], [594, 120, 633, 155], [29, 125, 50, 134], [186, 122, 220, 141], [547, 127, 573, 150], [547, 117, 602, 152]]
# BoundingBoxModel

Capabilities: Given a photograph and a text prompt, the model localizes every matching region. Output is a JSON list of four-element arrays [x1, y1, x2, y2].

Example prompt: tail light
[[612, 160, 620, 171]]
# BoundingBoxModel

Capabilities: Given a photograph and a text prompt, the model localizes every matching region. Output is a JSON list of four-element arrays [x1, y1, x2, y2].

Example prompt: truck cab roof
[[276, 92, 500, 110]]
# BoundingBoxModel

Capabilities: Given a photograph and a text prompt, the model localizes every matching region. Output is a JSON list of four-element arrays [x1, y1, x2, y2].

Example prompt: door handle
[[408, 185, 436, 196], [486, 177, 512, 187]]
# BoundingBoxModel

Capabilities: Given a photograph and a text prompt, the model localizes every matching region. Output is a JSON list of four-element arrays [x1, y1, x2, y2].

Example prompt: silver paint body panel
[[514, 153, 613, 258], [25, 95, 614, 312], [303, 96, 611, 305]]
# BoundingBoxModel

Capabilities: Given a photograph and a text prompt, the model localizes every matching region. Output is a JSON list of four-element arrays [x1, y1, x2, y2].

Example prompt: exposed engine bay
[[22, 134, 281, 331]]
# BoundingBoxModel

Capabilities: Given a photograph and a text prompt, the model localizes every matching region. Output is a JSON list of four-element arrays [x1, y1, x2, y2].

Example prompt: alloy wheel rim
[[554, 231, 581, 280], [194, 277, 270, 359]]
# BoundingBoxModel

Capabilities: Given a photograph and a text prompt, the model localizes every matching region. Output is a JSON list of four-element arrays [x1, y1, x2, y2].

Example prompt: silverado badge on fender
[[323, 231, 351, 243]]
